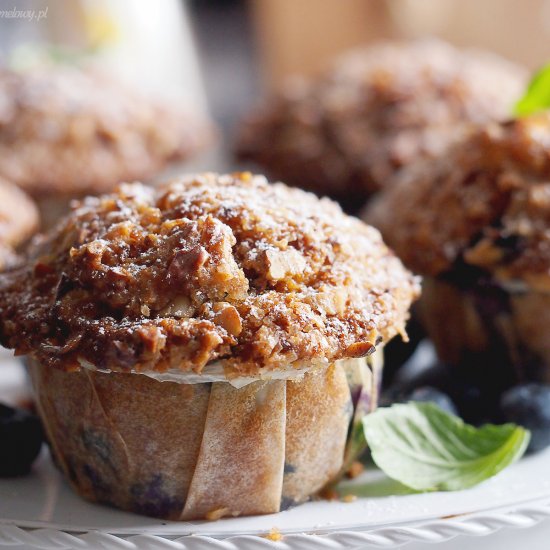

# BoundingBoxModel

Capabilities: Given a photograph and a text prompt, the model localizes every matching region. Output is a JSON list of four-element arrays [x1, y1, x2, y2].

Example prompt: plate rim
[[2, 497, 550, 549]]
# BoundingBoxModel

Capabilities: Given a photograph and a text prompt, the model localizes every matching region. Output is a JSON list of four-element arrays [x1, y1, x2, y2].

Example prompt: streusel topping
[[367, 113, 550, 291], [0, 173, 419, 374], [237, 39, 526, 210], [0, 65, 213, 197]]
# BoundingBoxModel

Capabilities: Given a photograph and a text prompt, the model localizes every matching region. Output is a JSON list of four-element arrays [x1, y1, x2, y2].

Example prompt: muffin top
[[0, 177, 38, 269], [0, 173, 419, 376], [0, 64, 213, 197], [237, 39, 526, 210], [367, 113, 550, 291]]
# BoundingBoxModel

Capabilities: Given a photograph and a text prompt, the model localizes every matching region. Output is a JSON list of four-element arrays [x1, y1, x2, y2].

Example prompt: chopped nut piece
[[161, 296, 194, 318], [342, 494, 357, 503], [205, 507, 231, 521], [265, 248, 307, 281], [140, 305, 151, 317], [345, 341, 375, 358], [264, 528, 283, 542], [212, 303, 243, 336]]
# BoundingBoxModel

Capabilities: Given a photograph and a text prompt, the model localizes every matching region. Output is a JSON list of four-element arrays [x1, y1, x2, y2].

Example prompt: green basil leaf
[[514, 63, 550, 116], [363, 402, 530, 491]]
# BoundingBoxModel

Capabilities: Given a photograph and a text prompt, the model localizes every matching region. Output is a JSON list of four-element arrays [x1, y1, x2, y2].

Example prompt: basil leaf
[[514, 63, 550, 116], [363, 402, 530, 491]]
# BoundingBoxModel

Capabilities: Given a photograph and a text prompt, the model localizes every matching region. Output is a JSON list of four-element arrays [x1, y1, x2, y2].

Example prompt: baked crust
[[367, 113, 550, 290], [237, 39, 526, 209], [0, 177, 38, 269], [0, 65, 214, 197], [0, 172, 419, 375]]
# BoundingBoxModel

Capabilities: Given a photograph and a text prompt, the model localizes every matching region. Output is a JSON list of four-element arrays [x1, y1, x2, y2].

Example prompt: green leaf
[[363, 402, 530, 491], [514, 63, 550, 116]]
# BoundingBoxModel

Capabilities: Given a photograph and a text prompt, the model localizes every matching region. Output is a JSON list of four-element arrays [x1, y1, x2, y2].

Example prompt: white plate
[[2, 358, 550, 549]]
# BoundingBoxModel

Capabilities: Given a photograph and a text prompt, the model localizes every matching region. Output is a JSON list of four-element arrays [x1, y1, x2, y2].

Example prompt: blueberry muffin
[[0, 64, 214, 228], [0, 177, 38, 270], [0, 173, 418, 519], [368, 113, 550, 389], [237, 39, 526, 212]]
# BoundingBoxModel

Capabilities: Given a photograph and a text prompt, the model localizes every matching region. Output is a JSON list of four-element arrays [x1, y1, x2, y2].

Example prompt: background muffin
[[0, 177, 38, 270], [368, 113, 550, 395], [0, 173, 418, 519], [0, 64, 215, 228], [237, 39, 526, 212]]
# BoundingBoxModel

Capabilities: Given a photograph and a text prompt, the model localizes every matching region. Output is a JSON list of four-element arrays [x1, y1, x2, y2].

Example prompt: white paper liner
[[78, 358, 318, 388]]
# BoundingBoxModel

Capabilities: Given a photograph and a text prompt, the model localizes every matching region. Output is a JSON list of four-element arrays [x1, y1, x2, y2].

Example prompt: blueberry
[[382, 381, 458, 416], [389, 360, 503, 424], [407, 387, 458, 416], [501, 384, 550, 453], [0, 403, 44, 477]]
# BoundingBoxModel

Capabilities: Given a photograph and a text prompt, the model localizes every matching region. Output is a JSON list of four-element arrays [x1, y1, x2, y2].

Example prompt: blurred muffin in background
[[0, 64, 215, 228], [0, 177, 38, 270], [367, 112, 550, 389], [237, 39, 526, 213]]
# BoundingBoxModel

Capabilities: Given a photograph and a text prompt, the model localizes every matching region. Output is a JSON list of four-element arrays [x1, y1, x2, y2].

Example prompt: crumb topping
[[0, 173, 419, 375], [0, 65, 213, 197], [367, 113, 550, 290], [237, 39, 526, 208]]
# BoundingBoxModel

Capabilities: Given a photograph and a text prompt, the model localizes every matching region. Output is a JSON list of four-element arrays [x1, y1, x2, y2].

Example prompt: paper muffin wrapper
[[29, 354, 381, 520], [420, 277, 550, 384]]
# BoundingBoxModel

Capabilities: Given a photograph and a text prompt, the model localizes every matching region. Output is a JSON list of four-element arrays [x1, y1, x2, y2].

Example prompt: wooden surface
[[251, 0, 550, 88]]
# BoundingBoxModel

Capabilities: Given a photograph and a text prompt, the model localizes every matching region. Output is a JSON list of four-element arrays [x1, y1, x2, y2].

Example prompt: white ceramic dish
[[1, 357, 550, 549]]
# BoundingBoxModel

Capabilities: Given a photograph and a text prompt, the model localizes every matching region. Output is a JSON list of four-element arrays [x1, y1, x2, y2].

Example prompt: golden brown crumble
[[0, 65, 213, 198], [367, 113, 550, 290], [0, 173, 419, 375], [264, 528, 283, 541], [204, 507, 232, 521]]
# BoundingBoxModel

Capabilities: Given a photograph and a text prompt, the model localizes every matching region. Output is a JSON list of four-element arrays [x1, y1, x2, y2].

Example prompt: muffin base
[[419, 277, 550, 384], [29, 358, 377, 520]]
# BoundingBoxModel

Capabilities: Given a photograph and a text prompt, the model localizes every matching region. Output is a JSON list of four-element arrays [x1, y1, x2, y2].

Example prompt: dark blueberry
[[130, 474, 184, 519], [406, 387, 458, 416], [379, 385, 406, 407], [0, 403, 43, 477], [81, 429, 113, 466], [283, 462, 296, 474], [387, 360, 502, 424], [501, 384, 550, 453], [279, 496, 299, 511]]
